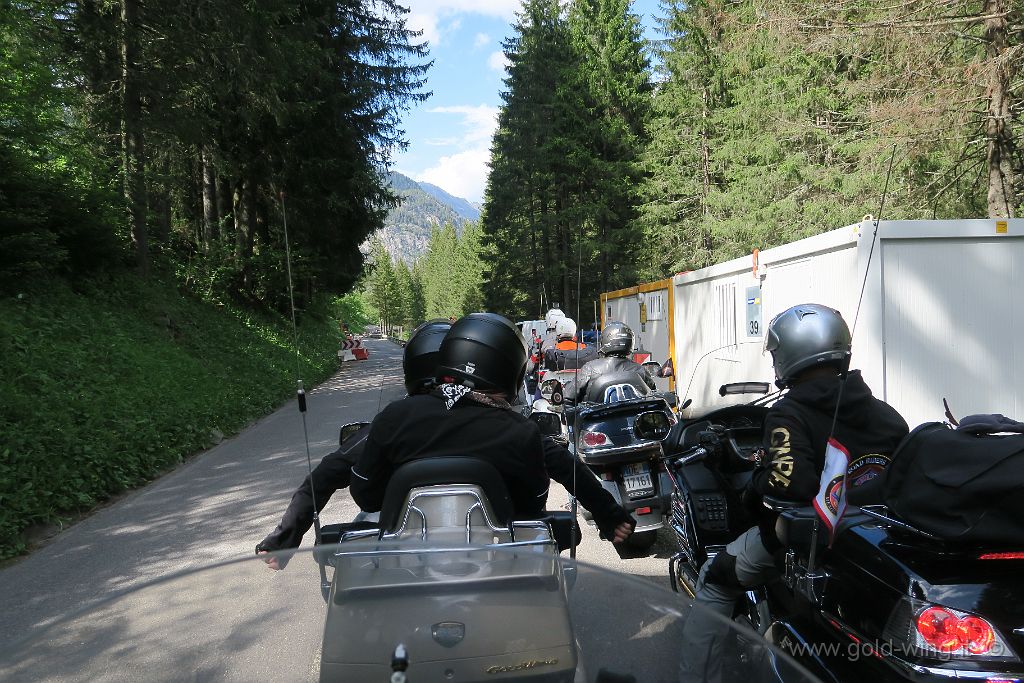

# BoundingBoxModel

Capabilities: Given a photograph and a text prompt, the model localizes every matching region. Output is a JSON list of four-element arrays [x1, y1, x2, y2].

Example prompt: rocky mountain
[[374, 172, 473, 263], [417, 181, 480, 221]]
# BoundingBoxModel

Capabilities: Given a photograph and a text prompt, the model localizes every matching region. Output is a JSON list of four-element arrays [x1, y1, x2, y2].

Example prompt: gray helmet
[[764, 304, 851, 388], [600, 321, 634, 357]]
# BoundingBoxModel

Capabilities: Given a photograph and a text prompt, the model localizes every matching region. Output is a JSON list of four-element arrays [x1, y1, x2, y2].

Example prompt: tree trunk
[[528, 176, 540, 317], [558, 193, 569, 309], [121, 0, 148, 274], [243, 176, 258, 291], [700, 86, 714, 263], [233, 178, 247, 264], [201, 148, 218, 249], [983, 0, 1017, 218], [216, 175, 232, 240]]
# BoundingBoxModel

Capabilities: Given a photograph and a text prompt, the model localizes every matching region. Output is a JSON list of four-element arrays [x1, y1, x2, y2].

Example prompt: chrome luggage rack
[[332, 484, 557, 560]]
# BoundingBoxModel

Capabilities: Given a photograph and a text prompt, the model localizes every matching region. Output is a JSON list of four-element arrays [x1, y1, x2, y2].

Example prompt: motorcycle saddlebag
[[883, 421, 1024, 545]]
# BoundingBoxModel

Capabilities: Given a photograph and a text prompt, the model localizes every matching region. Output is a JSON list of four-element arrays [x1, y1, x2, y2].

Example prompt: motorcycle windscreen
[[0, 544, 824, 683]]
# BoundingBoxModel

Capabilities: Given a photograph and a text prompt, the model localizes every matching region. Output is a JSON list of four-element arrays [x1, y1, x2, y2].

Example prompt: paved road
[[0, 338, 696, 680]]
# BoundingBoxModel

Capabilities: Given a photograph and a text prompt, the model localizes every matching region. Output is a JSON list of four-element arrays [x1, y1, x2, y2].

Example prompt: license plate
[[623, 462, 654, 497]]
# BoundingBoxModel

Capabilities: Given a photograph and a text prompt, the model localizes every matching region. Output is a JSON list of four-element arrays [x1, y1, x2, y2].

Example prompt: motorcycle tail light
[[916, 607, 963, 652], [979, 552, 1024, 560], [581, 431, 609, 447], [886, 599, 1019, 662], [957, 616, 996, 655]]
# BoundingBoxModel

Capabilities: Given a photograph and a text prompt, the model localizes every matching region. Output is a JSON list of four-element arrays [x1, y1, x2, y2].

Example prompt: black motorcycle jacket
[[573, 356, 656, 402], [749, 370, 908, 548], [543, 343, 599, 372], [351, 391, 550, 519], [255, 424, 368, 554]]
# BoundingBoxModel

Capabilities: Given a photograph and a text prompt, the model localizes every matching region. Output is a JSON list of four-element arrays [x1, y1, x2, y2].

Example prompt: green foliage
[[480, 0, 651, 323], [633, 0, 1022, 278], [0, 274, 341, 558], [334, 290, 376, 334]]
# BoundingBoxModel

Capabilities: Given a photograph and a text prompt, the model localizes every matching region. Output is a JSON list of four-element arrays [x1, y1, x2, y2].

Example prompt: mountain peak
[[376, 172, 475, 263]]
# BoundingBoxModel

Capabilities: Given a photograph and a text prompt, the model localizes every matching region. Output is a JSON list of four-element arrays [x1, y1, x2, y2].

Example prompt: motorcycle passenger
[[679, 304, 908, 682], [542, 317, 598, 372], [572, 321, 655, 403], [540, 306, 566, 353], [255, 319, 452, 568], [351, 312, 635, 543]]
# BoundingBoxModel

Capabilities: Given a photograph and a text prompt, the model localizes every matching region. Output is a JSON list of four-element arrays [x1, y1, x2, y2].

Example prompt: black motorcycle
[[546, 370, 677, 554], [663, 386, 1024, 683]]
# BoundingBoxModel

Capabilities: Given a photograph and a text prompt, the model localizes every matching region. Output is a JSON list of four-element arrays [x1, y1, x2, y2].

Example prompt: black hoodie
[[751, 370, 909, 504]]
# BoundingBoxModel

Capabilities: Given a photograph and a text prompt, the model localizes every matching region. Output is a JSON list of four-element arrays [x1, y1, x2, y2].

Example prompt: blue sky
[[392, 0, 664, 204]]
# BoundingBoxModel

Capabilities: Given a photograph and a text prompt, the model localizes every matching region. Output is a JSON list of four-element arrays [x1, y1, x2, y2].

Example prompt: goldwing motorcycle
[[663, 383, 1024, 683]]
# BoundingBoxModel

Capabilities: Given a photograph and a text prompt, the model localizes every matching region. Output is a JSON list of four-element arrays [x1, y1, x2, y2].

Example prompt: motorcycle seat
[[378, 456, 515, 533]]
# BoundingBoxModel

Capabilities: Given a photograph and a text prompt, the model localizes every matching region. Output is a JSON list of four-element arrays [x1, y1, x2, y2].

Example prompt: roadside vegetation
[[0, 274, 346, 558]]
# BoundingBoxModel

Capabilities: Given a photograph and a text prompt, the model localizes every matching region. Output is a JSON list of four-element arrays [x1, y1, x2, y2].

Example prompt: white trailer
[[600, 278, 675, 392], [668, 219, 1024, 428]]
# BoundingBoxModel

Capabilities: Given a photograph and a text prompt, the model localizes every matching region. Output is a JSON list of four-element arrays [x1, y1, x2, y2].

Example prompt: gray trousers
[[678, 526, 777, 682]]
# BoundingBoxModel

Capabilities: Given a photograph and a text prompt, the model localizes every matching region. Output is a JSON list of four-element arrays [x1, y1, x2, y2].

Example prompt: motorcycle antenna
[[809, 145, 897, 571], [569, 219, 586, 559], [278, 190, 323, 547]]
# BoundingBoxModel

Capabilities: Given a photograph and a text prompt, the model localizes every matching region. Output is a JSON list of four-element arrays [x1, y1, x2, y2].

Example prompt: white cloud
[[487, 50, 510, 74], [474, 32, 491, 48], [417, 148, 491, 203], [407, 11, 441, 46], [416, 104, 500, 202], [403, 1, 520, 48], [426, 104, 499, 144]]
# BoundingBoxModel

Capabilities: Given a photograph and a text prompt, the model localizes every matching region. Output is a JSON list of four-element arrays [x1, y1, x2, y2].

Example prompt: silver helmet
[[600, 321, 634, 357], [764, 304, 851, 387]]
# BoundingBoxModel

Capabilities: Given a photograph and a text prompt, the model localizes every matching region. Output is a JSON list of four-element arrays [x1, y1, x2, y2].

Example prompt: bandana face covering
[[439, 383, 472, 410], [435, 383, 511, 411]]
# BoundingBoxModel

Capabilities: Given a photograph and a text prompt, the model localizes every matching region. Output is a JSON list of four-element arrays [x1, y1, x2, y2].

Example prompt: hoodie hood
[[784, 370, 876, 428]]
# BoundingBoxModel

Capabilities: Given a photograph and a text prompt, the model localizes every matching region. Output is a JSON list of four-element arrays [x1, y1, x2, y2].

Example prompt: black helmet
[[764, 304, 851, 388], [436, 313, 528, 399], [403, 319, 452, 394], [600, 321, 634, 357]]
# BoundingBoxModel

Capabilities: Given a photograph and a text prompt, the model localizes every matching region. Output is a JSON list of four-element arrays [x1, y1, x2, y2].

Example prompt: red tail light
[[636, 507, 652, 515], [979, 552, 1024, 560], [957, 616, 996, 654], [916, 608, 997, 655], [581, 431, 609, 447], [917, 608, 965, 652]]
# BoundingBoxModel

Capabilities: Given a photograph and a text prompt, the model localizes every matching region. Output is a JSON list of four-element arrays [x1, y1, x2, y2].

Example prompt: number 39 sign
[[745, 286, 762, 338]]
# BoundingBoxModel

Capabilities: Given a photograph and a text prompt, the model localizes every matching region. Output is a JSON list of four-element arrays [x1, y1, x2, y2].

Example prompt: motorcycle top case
[[884, 421, 1024, 545]]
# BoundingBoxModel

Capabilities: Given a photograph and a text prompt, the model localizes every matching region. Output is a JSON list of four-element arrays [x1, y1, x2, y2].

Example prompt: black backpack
[[883, 420, 1024, 545]]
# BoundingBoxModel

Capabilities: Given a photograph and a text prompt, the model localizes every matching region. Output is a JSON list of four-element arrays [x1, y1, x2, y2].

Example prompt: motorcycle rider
[[255, 319, 452, 568], [351, 312, 635, 542], [571, 321, 655, 403], [542, 317, 598, 372], [679, 303, 908, 682], [540, 306, 566, 353]]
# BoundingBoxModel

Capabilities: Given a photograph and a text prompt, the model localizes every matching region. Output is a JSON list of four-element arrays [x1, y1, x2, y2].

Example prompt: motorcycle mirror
[[680, 398, 692, 411], [530, 411, 563, 437], [718, 382, 771, 396], [339, 422, 368, 446]]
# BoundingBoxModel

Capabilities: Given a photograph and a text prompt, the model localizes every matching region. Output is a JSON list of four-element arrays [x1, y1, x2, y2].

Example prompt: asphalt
[[0, 338, 696, 680]]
